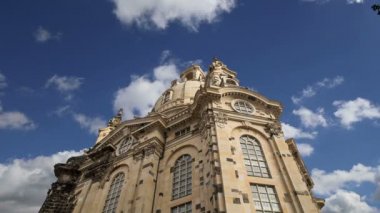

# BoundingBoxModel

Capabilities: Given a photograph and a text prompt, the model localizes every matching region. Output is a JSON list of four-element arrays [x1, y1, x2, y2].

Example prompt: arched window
[[172, 155, 192, 199], [240, 135, 270, 178], [232, 100, 254, 114], [103, 172, 125, 213], [119, 137, 134, 154]]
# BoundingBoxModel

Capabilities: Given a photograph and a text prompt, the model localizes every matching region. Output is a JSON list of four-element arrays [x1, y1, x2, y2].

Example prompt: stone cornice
[[286, 138, 314, 190]]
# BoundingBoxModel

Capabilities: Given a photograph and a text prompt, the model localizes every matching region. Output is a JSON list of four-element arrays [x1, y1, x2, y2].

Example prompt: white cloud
[[347, 0, 364, 3], [281, 122, 317, 139], [292, 76, 344, 104], [111, 0, 237, 31], [0, 72, 7, 89], [52, 105, 71, 117], [312, 163, 379, 196], [375, 172, 380, 200], [293, 107, 328, 128], [323, 190, 378, 213], [333, 97, 380, 129], [72, 113, 106, 135], [0, 110, 36, 130], [34, 26, 62, 43], [317, 76, 344, 88], [45, 75, 84, 100], [113, 51, 180, 119], [301, 0, 364, 4], [50, 106, 105, 135], [0, 73, 36, 130], [0, 150, 83, 213], [297, 143, 314, 157], [313, 164, 380, 212]]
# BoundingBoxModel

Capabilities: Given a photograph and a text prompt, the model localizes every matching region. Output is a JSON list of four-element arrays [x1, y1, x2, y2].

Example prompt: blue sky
[[1, 0, 380, 212]]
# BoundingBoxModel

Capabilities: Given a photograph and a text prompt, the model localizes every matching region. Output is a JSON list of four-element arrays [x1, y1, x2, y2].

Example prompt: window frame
[[231, 99, 255, 114], [172, 155, 193, 200], [102, 172, 125, 213], [171, 202, 192, 213], [240, 135, 271, 178], [250, 184, 282, 213], [118, 136, 134, 155]]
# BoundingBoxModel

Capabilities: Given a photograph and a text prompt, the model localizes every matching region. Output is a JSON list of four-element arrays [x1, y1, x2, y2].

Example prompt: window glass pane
[[103, 173, 125, 213], [233, 100, 255, 114], [262, 202, 271, 211], [171, 202, 192, 213], [251, 184, 281, 213], [172, 155, 192, 200], [240, 135, 270, 178], [255, 201, 262, 210]]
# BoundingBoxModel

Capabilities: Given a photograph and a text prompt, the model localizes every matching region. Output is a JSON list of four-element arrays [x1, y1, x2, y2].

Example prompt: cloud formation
[[333, 97, 380, 129], [0, 110, 36, 130], [293, 107, 328, 128], [281, 122, 317, 139], [51, 105, 105, 135], [297, 143, 314, 157], [312, 163, 380, 212], [113, 51, 180, 119], [0, 150, 83, 213], [0, 72, 7, 89], [45, 75, 84, 100], [322, 190, 378, 213], [0, 73, 36, 130], [292, 76, 344, 104], [72, 113, 106, 135], [312, 163, 380, 196], [111, 0, 237, 31], [301, 0, 364, 4], [34, 26, 62, 43]]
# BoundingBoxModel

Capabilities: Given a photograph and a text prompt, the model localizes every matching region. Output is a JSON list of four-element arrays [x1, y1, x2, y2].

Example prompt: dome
[[152, 65, 205, 113]]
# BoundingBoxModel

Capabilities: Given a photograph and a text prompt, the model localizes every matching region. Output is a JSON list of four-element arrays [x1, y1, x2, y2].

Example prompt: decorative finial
[[108, 108, 123, 127], [116, 108, 123, 118]]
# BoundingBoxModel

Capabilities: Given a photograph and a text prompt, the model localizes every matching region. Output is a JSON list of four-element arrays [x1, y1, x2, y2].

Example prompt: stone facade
[[40, 59, 324, 213]]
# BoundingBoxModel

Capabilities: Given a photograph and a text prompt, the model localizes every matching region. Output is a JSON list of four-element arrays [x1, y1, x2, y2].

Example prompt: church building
[[40, 59, 324, 213]]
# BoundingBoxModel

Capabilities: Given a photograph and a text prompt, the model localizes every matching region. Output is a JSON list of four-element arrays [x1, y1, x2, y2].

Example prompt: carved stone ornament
[[213, 112, 228, 128], [209, 58, 225, 70], [211, 72, 222, 87], [265, 123, 283, 137], [39, 155, 85, 213], [83, 146, 115, 182], [108, 108, 123, 127]]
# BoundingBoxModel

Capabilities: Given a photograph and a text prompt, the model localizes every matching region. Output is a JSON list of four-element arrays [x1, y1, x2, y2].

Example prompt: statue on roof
[[209, 57, 225, 71], [107, 108, 123, 127]]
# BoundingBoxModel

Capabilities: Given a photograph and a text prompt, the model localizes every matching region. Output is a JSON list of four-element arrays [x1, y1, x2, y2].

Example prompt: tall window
[[119, 137, 134, 154], [103, 172, 125, 213], [172, 155, 192, 199], [232, 100, 254, 114], [240, 135, 270, 178], [171, 202, 192, 213], [251, 184, 281, 213]]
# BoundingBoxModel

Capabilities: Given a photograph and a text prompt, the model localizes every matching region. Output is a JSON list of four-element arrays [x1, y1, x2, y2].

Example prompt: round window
[[232, 99, 255, 114], [119, 136, 134, 154]]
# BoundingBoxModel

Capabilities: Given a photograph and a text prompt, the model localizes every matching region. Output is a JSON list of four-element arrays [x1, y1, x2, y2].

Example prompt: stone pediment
[[218, 87, 282, 118]]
